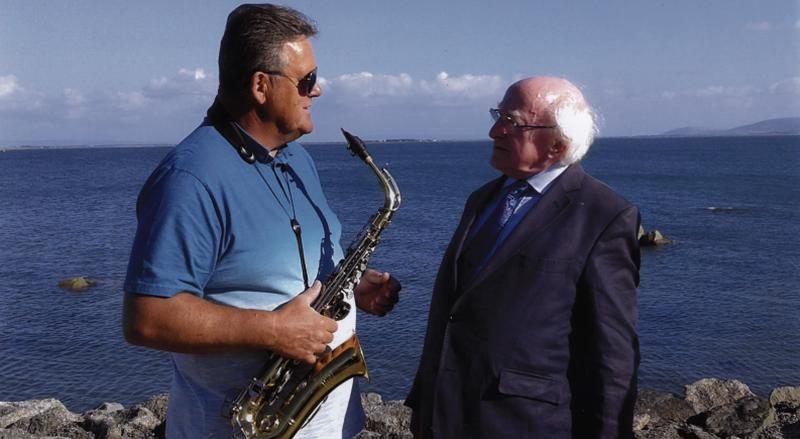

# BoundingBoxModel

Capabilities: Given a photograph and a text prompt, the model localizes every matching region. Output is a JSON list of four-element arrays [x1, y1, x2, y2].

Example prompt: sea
[[0, 135, 798, 412]]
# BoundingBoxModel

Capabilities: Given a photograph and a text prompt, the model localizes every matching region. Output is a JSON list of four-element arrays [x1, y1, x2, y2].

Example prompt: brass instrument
[[229, 129, 402, 439]]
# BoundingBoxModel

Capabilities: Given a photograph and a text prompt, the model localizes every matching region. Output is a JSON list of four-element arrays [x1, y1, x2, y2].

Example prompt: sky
[[1, 0, 798, 145]]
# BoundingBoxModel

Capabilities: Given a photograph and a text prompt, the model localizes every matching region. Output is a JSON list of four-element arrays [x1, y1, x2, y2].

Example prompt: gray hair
[[218, 3, 317, 96], [551, 90, 598, 165]]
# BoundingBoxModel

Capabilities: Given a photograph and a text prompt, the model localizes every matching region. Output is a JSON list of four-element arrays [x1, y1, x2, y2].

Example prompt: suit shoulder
[[578, 172, 637, 217]]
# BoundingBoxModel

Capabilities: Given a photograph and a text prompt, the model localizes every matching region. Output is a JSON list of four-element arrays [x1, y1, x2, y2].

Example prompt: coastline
[[2, 378, 797, 439]]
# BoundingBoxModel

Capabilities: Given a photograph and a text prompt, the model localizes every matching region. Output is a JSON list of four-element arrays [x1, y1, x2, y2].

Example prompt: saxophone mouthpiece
[[341, 128, 370, 162]]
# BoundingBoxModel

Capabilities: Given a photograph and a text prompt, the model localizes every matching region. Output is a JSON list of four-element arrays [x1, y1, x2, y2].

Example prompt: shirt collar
[[504, 163, 569, 194], [233, 122, 289, 164]]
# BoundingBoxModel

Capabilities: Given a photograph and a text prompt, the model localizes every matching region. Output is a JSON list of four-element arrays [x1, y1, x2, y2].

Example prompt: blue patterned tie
[[458, 180, 533, 288]]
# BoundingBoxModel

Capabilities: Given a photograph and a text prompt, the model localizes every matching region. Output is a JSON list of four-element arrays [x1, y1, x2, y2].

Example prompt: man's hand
[[354, 269, 401, 316], [272, 281, 338, 364]]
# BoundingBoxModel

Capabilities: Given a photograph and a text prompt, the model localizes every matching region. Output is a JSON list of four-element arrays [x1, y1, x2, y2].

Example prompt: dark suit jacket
[[406, 164, 641, 439]]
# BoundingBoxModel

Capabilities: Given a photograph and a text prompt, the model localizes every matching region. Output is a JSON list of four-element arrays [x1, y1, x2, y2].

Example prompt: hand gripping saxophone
[[228, 129, 402, 439]]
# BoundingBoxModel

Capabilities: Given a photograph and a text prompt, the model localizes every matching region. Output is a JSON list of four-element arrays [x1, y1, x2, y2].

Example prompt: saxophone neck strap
[[206, 97, 257, 164], [206, 97, 310, 289]]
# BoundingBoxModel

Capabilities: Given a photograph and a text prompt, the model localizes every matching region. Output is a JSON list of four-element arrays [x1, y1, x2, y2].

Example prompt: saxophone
[[228, 129, 402, 439]]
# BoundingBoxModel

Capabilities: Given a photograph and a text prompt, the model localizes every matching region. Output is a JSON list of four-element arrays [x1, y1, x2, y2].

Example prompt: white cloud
[[696, 85, 758, 98], [796, 19, 800, 29], [144, 67, 216, 99], [696, 85, 725, 97], [326, 72, 415, 99], [0, 75, 22, 98], [64, 88, 85, 106], [0, 75, 45, 114], [180, 68, 207, 81], [425, 72, 505, 99], [321, 71, 505, 107], [769, 77, 800, 95], [114, 91, 150, 110], [64, 88, 86, 119], [745, 21, 773, 32], [661, 91, 676, 100]]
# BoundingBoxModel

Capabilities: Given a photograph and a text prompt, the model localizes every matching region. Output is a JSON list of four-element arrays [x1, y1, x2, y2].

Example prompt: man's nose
[[489, 120, 506, 139], [309, 81, 322, 98]]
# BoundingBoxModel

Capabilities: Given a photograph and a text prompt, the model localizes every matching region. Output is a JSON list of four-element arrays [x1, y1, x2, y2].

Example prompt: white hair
[[551, 92, 598, 165]]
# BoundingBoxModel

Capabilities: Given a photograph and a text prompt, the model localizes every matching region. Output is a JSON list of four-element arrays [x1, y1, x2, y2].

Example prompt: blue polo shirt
[[125, 121, 344, 307], [124, 121, 362, 439]]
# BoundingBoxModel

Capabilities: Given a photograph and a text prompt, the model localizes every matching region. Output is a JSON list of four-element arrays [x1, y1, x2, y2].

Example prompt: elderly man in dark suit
[[406, 76, 640, 438]]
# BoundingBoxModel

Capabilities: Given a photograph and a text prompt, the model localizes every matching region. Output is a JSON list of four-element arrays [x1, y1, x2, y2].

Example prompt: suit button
[[448, 314, 454, 321]]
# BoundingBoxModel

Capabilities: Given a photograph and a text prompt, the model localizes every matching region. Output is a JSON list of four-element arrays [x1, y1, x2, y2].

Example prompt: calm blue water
[[0, 136, 798, 412]]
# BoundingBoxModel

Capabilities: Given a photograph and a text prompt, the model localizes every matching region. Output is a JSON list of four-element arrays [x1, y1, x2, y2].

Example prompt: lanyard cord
[[253, 162, 310, 290], [206, 98, 310, 289]]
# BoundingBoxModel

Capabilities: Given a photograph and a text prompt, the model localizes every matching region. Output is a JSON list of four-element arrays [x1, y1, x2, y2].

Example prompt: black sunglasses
[[265, 67, 318, 95]]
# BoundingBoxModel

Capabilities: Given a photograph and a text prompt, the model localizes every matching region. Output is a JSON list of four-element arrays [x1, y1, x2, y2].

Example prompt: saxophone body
[[228, 129, 401, 439]]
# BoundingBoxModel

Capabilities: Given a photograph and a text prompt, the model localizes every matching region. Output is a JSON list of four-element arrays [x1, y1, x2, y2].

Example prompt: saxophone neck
[[341, 128, 402, 213], [377, 166, 401, 213]]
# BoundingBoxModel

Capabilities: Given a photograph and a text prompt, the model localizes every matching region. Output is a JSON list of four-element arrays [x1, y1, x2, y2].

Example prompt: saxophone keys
[[259, 414, 280, 432]]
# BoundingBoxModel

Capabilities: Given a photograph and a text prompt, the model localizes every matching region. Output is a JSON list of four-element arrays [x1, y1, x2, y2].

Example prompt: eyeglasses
[[490, 108, 556, 130], [265, 67, 318, 95]]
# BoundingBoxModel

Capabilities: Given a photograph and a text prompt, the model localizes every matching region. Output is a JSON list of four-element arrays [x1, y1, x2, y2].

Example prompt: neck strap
[[206, 98, 257, 164]]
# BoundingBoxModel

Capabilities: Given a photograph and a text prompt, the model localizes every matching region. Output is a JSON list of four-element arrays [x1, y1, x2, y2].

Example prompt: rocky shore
[[1, 379, 797, 438]]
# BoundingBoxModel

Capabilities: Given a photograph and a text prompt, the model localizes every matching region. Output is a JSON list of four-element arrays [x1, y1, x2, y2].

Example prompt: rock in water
[[640, 230, 671, 247], [58, 277, 97, 292]]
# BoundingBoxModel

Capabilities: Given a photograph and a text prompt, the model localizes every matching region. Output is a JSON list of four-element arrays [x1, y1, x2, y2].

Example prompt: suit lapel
[[449, 176, 507, 291], [462, 164, 586, 292]]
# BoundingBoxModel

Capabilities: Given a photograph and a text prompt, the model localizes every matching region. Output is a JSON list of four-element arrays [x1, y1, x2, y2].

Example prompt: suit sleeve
[[576, 205, 641, 439]]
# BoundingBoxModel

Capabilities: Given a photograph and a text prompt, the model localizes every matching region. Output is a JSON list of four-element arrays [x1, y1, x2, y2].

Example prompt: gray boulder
[[685, 378, 756, 413], [688, 395, 772, 437], [0, 399, 87, 439], [355, 393, 412, 439]]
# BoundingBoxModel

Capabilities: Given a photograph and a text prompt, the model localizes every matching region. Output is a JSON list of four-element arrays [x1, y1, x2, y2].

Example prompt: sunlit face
[[488, 81, 562, 180], [260, 37, 322, 142]]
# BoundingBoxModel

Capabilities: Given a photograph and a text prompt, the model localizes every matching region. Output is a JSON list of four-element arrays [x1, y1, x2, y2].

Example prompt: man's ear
[[248, 72, 270, 105], [549, 141, 566, 159]]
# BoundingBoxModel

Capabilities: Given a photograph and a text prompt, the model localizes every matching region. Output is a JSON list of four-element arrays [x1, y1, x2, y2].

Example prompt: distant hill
[[659, 117, 800, 137]]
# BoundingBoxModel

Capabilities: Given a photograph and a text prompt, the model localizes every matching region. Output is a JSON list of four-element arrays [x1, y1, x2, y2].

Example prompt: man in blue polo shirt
[[122, 5, 400, 439]]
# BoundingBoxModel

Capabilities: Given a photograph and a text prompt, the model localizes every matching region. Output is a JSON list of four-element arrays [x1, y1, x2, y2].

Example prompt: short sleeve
[[124, 168, 222, 298]]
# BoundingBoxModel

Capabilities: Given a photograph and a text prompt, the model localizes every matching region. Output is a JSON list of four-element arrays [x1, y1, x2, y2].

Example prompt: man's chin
[[489, 155, 505, 173], [299, 120, 314, 135], [281, 124, 313, 142]]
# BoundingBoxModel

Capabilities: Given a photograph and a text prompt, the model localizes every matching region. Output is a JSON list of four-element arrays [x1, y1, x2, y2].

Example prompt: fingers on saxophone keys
[[302, 352, 317, 364], [320, 315, 338, 333], [319, 328, 334, 345]]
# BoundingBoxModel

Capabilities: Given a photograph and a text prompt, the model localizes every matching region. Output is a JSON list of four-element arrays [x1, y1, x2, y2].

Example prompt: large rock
[[0, 399, 87, 438], [356, 393, 412, 439], [770, 387, 800, 411], [685, 378, 755, 413], [82, 401, 164, 439], [758, 387, 800, 439], [635, 389, 695, 426], [688, 395, 772, 437]]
